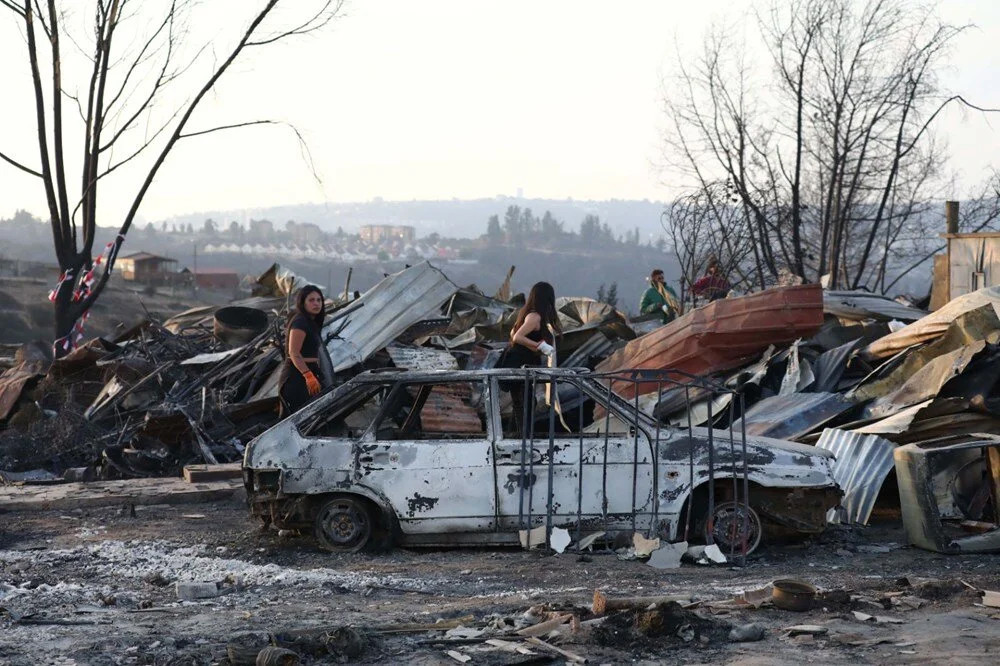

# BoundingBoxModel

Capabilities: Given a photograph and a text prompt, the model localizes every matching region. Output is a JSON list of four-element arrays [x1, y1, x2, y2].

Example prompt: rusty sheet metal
[[324, 262, 458, 372], [845, 397, 1000, 444], [863, 285, 1000, 361], [895, 435, 1000, 553], [862, 340, 988, 420], [411, 383, 483, 433], [0, 365, 40, 421], [557, 298, 634, 341], [815, 428, 896, 525], [824, 290, 927, 322], [734, 392, 855, 441], [597, 284, 824, 399], [252, 262, 313, 298], [852, 306, 1000, 402], [387, 345, 459, 371]]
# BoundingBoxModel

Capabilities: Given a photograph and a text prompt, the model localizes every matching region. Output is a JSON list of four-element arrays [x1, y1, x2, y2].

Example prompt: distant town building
[[359, 224, 415, 244], [249, 218, 275, 242], [118, 252, 177, 284], [286, 221, 324, 245]]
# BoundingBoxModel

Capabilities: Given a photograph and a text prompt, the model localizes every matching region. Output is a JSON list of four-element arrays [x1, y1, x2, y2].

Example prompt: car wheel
[[704, 501, 762, 555], [314, 496, 373, 553]]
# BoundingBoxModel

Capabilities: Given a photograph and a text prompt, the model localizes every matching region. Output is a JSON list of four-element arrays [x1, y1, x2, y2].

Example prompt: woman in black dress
[[504, 281, 561, 433], [279, 285, 326, 417]]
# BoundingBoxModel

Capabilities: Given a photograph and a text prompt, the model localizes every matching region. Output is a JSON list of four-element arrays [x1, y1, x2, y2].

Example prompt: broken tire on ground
[[314, 496, 374, 553]]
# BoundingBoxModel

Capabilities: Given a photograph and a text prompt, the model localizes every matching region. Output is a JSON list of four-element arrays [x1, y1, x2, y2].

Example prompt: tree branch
[[246, 0, 342, 46], [1, 0, 25, 17], [23, 0, 66, 266], [177, 119, 275, 140], [0, 149, 42, 177]]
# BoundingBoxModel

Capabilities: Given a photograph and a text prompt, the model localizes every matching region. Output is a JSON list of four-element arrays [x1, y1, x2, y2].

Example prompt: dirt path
[[2, 497, 999, 664]]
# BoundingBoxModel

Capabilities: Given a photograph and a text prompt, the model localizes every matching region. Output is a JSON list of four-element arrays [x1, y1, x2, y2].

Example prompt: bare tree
[[662, 0, 999, 294], [0, 0, 340, 355], [664, 181, 757, 302]]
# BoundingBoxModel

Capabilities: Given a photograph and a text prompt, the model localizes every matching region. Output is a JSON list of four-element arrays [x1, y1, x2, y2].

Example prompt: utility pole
[[193, 242, 198, 297], [946, 200, 959, 234]]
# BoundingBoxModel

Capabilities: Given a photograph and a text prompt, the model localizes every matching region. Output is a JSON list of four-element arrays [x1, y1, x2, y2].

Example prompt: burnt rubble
[[2, 260, 1000, 553]]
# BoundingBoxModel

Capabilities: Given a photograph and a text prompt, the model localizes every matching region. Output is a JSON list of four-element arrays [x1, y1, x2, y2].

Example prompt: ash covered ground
[[2, 496, 999, 665]]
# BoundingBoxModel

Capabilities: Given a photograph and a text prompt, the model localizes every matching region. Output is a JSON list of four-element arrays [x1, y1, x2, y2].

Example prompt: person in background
[[691, 256, 731, 302], [640, 269, 680, 323], [279, 285, 327, 417], [503, 281, 562, 433]]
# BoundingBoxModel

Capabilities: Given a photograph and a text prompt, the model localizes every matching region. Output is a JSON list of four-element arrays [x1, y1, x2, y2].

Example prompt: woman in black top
[[279, 285, 326, 417], [504, 281, 561, 432]]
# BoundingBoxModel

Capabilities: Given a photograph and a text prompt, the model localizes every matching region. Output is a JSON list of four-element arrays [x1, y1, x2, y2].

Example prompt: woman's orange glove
[[303, 371, 321, 396]]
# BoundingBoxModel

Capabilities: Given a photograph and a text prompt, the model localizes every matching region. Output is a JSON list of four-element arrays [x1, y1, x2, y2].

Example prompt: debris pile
[[2, 259, 1000, 552], [0, 261, 641, 481]]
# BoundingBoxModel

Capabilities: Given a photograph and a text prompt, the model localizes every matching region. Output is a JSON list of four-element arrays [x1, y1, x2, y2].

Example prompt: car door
[[355, 378, 497, 535], [491, 375, 654, 536]]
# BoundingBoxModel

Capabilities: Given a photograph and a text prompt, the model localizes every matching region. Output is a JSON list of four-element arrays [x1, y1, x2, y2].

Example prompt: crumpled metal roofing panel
[[733, 392, 855, 441], [863, 285, 1000, 360], [597, 284, 824, 399], [815, 428, 896, 525], [325, 262, 459, 372], [824, 290, 927, 322]]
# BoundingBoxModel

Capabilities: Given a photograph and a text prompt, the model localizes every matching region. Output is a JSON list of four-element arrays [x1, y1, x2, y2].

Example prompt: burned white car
[[244, 368, 840, 554]]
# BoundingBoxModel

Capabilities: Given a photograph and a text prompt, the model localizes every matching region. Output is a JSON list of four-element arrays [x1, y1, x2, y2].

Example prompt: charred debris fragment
[[2, 261, 1000, 553]]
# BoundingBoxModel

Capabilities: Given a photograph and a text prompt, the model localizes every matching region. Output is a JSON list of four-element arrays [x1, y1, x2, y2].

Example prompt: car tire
[[703, 500, 762, 555], [314, 496, 374, 553]]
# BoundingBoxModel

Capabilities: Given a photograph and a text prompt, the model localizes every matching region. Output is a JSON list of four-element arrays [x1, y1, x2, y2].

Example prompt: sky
[[0, 0, 998, 224]]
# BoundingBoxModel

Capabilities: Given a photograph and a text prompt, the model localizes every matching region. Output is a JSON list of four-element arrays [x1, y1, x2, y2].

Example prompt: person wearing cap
[[639, 269, 680, 324]]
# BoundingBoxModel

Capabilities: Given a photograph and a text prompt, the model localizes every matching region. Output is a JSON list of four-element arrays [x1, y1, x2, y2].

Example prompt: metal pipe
[[728, 397, 739, 560], [631, 375, 641, 535], [601, 379, 612, 523], [652, 381, 662, 537], [517, 372, 530, 530], [526, 372, 537, 547], [683, 385, 694, 542], [576, 380, 584, 551], [706, 393, 715, 546], [545, 377, 557, 548], [739, 391, 750, 568]]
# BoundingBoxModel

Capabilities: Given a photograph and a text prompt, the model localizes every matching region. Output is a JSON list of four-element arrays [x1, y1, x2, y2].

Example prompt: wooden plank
[[183, 462, 243, 483], [0, 477, 244, 512]]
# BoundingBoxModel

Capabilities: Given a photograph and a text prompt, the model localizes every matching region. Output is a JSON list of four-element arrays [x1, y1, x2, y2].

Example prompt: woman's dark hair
[[513, 281, 561, 341], [650, 269, 664, 281], [291, 285, 326, 328]]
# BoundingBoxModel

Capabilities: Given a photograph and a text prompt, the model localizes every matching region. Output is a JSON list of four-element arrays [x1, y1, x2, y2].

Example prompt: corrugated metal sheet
[[824, 290, 927, 322], [412, 383, 483, 433], [387, 345, 459, 371], [597, 284, 824, 399], [734, 392, 855, 440], [863, 285, 1000, 360], [815, 428, 896, 525], [325, 262, 459, 372]]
